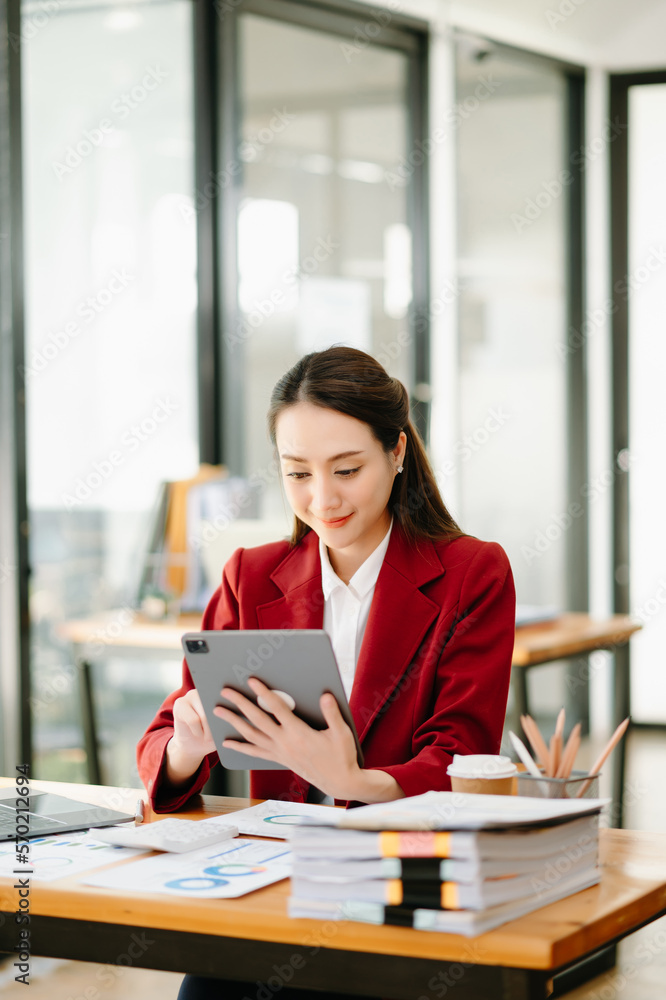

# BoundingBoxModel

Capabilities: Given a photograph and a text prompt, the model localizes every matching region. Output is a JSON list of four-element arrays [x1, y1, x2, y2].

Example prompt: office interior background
[[0, 0, 665, 819]]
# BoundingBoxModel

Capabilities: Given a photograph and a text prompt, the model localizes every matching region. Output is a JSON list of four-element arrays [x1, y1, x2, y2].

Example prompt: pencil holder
[[517, 769, 601, 799]]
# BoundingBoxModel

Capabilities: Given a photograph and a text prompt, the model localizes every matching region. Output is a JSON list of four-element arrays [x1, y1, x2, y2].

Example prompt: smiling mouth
[[317, 513, 353, 526]]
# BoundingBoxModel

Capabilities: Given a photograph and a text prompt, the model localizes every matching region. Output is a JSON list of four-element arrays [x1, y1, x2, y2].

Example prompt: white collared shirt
[[319, 520, 393, 700]]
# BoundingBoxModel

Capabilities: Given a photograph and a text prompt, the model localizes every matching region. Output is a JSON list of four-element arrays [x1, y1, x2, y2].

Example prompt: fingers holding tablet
[[214, 680, 302, 766], [166, 689, 218, 788], [181, 630, 364, 772], [212, 677, 347, 780], [173, 689, 216, 754], [247, 677, 297, 718], [257, 689, 296, 713], [318, 692, 347, 732]]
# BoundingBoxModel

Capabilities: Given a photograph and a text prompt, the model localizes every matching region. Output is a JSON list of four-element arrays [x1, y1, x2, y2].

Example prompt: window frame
[[608, 71, 666, 769], [451, 33, 588, 728], [452, 31, 587, 614], [194, 0, 432, 471], [0, 0, 30, 773], [609, 70, 666, 618]]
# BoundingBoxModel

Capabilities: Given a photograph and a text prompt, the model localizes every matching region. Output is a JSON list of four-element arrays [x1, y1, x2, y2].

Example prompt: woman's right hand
[[165, 689, 217, 787]]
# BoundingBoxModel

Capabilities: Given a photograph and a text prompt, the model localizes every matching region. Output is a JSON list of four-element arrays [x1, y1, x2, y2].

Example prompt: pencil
[[549, 732, 561, 778], [555, 707, 566, 742], [548, 708, 566, 777], [521, 715, 550, 775], [509, 730, 542, 779], [556, 722, 581, 779], [576, 717, 630, 797]]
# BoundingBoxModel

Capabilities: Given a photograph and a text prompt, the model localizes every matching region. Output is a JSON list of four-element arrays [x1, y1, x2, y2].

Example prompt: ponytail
[[389, 419, 461, 544]]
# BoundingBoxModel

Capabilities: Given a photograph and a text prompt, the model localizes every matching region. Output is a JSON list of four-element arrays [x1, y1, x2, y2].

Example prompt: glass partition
[[235, 12, 412, 525], [22, 0, 197, 782], [454, 40, 573, 716], [627, 82, 666, 723]]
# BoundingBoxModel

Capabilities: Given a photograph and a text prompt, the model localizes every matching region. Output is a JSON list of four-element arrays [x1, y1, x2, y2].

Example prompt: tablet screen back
[[182, 630, 363, 770]]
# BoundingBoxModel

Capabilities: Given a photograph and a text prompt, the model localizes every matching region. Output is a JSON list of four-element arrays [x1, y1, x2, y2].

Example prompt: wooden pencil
[[549, 733, 561, 778], [521, 715, 550, 775], [576, 717, 630, 797], [556, 722, 581, 779]]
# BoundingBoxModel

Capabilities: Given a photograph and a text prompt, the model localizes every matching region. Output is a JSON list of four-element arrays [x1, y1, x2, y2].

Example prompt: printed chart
[[227, 800, 339, 839], [84, 838, 292, 897], [0, 833, 144, 881]]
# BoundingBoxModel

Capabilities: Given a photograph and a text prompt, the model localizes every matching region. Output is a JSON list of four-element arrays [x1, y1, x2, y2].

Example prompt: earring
[[397, 465, 403, 474]]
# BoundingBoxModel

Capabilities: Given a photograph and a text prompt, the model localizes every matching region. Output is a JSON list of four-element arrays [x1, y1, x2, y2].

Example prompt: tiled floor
[[1, 728, 665, 1000]]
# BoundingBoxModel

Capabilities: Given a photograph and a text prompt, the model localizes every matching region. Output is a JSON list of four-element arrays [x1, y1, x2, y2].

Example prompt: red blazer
[[137, 525, 515, 811]]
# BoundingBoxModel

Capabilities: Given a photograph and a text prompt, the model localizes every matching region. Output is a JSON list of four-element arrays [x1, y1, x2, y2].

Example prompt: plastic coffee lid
[[446, 754, 517, 779]]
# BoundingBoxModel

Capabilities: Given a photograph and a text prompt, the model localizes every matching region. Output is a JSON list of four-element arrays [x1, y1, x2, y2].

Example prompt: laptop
[[0, 788, 134, 841]]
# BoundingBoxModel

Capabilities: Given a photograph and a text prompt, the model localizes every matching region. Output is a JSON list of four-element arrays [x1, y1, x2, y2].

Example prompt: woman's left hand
[[213, 678, 362, 801]]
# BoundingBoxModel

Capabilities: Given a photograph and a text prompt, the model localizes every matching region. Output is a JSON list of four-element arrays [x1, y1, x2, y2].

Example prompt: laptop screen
[[0, 788, 134, 841]]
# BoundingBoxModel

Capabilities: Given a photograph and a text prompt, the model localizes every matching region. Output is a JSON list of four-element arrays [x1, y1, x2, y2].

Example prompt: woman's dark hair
[[267, 345, 463, 546]]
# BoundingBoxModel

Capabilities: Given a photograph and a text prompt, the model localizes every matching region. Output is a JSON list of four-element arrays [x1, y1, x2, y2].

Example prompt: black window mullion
[[564, 72, 587, 615], [406, 30, 430, 443], [563, 71, 589, 731], [240, 0, 422, 52], [208, 0, 431, 473], [0, 0, 31, 771], [193, 0, 222, 466], [609, 75, 631, 620], [217, 1, 245, 476]]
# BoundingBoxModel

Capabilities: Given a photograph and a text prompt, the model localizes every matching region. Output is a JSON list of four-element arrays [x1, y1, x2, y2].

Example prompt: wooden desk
[[56, 611, 201, 657], [59, 612, 640, 685], [513, 612, 640, 670], [59, 610, 641, 680], [1, 779, 666, 1000]]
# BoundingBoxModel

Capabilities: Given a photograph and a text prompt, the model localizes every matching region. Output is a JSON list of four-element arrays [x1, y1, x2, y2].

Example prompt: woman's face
[[276, 402, 406, 576]]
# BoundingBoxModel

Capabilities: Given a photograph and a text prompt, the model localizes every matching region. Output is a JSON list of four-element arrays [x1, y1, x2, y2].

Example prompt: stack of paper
[[287, 791, 607, 936]]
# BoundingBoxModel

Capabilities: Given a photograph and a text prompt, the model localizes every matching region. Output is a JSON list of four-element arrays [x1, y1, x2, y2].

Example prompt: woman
[[137, 346, 515, 999], [138, 344, 515, 809]]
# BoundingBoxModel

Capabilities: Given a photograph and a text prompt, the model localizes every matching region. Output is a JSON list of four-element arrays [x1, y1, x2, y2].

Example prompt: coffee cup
[[446, 754, 517, 795]]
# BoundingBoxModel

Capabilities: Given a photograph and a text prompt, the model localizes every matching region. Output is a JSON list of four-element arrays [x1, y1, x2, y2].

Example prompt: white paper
[[83, 838, 292, 897], [318, 791, 610, 831], [0, 832, 145, 881], [227, 800, 341, 839]]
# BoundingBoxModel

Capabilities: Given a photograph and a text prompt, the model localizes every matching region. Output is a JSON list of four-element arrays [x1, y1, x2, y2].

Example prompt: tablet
[[182, 630, 364, 770]]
